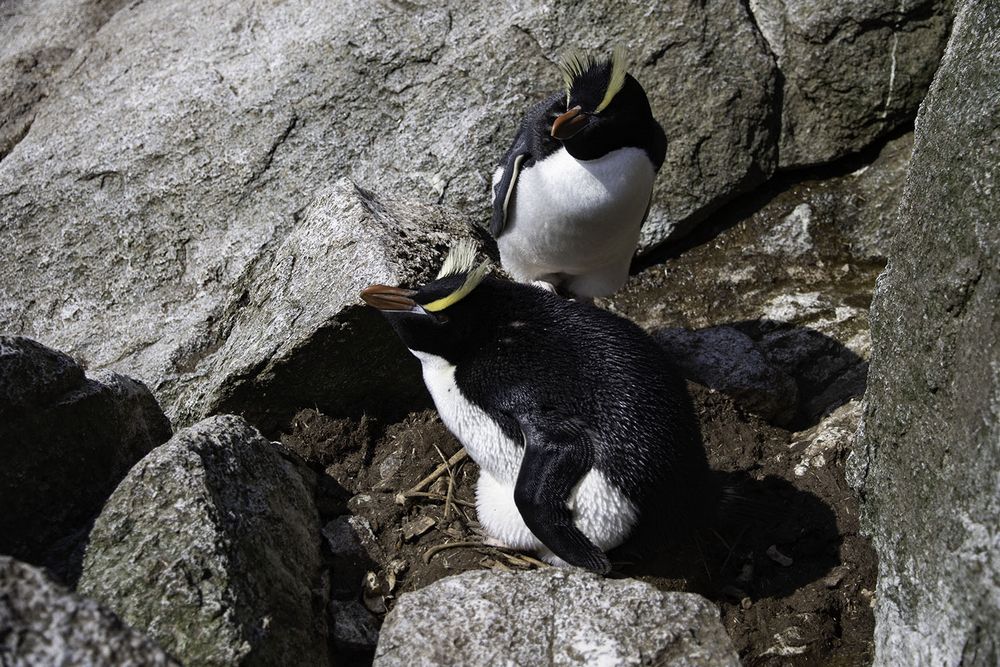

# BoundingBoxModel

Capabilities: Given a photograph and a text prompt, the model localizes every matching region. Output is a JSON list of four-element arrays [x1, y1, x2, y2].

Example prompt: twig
[[718, 525, 748, 574], [431, 442, 456, 520], [396, 449, 468, 504], [422, 540, 484, 564], [517, 554, 550, 569], [398, 491, 476, 509]]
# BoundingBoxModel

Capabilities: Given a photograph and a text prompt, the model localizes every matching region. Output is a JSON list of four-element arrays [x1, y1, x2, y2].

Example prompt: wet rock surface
[[0, 556, 180, 666], [0, 336, 171, 582], [376, 569, 739, 666], [849, 0, 1000, 663], [78, 415, 329, 667]]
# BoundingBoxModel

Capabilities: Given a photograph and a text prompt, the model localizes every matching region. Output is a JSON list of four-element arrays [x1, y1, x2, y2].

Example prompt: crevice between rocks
[[636, 120, 914, 270], [0, 115, 35, 165]]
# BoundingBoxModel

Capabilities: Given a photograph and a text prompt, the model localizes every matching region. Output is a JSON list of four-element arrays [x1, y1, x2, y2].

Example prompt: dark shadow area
[[217, 305, 434, 440], [652, 320, 868, 432], [611, 470, 841, 604], [633, 120, 915, 273], [275, 433, 381, 667], [606, 358, 876, 665]]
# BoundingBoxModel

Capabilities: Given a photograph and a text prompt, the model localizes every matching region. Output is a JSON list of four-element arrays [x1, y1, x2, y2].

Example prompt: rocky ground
[[4, 0, 998, 665], [272, 132, 912, 665]]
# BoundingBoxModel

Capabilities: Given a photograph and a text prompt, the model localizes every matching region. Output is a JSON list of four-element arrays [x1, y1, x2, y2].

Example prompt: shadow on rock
[[217, 305, 433, 438], [653, 319, 867, 430]]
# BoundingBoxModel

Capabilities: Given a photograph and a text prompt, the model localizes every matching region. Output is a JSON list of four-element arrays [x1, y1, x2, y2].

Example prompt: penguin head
[[551, 48, 654, 159], [360, 240, 506, 360]]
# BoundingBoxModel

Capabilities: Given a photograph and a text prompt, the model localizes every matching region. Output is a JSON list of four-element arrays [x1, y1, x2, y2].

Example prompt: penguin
[[490, 48, 667, 300], [361, 240, 712, 573]]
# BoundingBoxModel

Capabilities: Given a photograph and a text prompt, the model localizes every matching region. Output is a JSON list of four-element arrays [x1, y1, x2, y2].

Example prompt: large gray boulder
[[0, 1, 778, 424], [848, 0, 1000, 663], [0, 336, 171, 577], [163, 181, 468, 428], [0, 0, 129, 159], [374, 569, 739, 666], [78, 415, 329, 667], [749, 0, 952, 167], [0, 556, 180, 666]]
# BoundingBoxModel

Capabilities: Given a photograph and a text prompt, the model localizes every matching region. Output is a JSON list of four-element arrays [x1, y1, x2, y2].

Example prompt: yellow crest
[[558, 47, 628, 113], [423, 239, 491, 312]]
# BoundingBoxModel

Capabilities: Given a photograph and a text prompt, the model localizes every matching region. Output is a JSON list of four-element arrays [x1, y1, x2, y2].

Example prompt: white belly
[[410, 350, 640, 563], [498, 147, 655, 296]]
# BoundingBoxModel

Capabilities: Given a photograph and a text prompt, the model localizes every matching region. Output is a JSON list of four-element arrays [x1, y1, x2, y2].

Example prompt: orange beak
[[551, 105, 590, 140], [360, 284, 419, 311]]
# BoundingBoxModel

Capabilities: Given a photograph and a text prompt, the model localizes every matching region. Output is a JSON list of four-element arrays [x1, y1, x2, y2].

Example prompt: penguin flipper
[[513, 414, 611, 575], [489, 132, 529, 238]]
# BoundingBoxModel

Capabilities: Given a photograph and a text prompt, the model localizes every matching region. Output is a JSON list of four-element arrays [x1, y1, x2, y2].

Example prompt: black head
[[550, 49, 657, 160], [360, 241, 535, 363]]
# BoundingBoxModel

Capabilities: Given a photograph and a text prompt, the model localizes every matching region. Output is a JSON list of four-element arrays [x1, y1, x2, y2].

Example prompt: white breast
[[499, 146, 656, 297], [410, 350, 522, 483], [409, 349, 641, 563]]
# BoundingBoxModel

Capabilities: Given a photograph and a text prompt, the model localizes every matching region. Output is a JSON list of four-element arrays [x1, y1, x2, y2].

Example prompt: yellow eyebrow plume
[[558, 47, 629, 113], [424, 240, 491, 312], [596, 47, 627, 113]]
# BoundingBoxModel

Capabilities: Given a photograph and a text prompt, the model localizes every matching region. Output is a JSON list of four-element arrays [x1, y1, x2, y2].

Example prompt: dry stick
[[400, 491, 476, 509], [517, 554, 550, 569], [431, 442, 456, 521], [444, 473, 456, 520], [422, 540, 484, 564], [498, 552, 532, 568], [396, 449, 468, 504], [718, 525, 749, 575]]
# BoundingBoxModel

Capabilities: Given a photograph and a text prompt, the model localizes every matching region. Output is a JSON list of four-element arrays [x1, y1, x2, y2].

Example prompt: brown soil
[[276, 137, 912, 665], [282, 383, 875, 666]]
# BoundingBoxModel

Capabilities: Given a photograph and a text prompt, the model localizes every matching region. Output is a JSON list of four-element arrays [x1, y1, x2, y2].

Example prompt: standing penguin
[[490, 49, 667, 300], [361, 241, 712, 573]]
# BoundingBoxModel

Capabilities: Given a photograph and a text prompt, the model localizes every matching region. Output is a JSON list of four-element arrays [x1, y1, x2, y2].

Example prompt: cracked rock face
[[0, 0, 778, 422], [749, 0, 952, 168], [163, 180, 471, 429], [375, 569, 739, 666], [0, 336, 171, 581], [78, 415, 329, 667], [0, 0, 130, 159], [0, 556, 180, 666], [849, 0, 1000, 663]]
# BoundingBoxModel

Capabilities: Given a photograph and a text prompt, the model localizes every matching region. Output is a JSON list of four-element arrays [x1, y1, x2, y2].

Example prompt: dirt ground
[[275, 139, 912, 664], [281, 382, 875, 666]]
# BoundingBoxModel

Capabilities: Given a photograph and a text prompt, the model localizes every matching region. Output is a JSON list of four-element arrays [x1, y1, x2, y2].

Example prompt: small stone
[[766, 544, 794, 567], [322, 517, 364, 558], [823, 565, 850, 588], [401, 515, 436, 542], [330, 600, 380, 652]]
